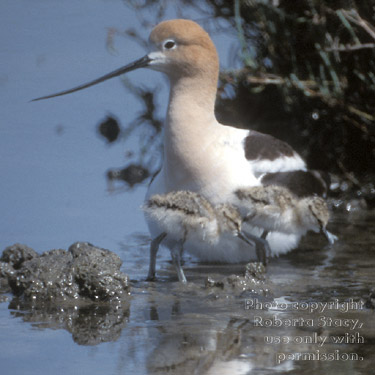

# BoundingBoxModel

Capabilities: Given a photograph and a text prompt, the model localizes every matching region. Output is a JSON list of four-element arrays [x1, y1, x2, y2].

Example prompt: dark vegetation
[[99, 0, 374, 206]]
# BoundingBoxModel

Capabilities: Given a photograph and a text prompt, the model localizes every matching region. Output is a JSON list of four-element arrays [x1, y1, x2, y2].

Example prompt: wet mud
[[1, 211, 374, 374], [0, 242, 130, 303]]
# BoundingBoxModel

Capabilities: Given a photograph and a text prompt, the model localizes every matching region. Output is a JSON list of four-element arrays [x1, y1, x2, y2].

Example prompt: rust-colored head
[[148, 19, 219, 81]]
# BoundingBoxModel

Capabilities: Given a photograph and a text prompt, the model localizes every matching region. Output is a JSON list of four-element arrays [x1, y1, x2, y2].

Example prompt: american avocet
[[235, 185, 337, 245], [143, 190, 270, 283], [32, 19, 331, 261]]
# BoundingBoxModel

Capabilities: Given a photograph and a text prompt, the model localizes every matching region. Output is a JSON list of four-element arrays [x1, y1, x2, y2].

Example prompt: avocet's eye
[[163, 40, 176, 50]]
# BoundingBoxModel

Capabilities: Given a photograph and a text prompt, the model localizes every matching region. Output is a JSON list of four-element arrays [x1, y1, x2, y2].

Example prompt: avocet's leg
[[146, 232, 167, 281], [238, 231, 271, 266], [171, 241, 187, 284], [322, 228, 338, 246], [261, 230, 269, 240]]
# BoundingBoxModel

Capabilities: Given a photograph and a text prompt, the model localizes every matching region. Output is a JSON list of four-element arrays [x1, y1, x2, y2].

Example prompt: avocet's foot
[[322, 228, 338, 246], [238, 231, 271, 266], [146, 232, 167, 281], [171, 243, 187, 284]]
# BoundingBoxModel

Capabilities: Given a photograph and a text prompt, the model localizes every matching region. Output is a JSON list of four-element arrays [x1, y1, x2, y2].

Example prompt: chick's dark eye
[[164, 40, 176, 49]]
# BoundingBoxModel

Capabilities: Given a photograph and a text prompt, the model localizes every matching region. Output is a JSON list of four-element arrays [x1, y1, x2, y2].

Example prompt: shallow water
[[1, 210, 374, 374]]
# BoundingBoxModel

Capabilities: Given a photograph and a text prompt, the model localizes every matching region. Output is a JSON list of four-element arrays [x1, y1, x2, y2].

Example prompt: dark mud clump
[[205, 262, 270, 299], [0, 242, 130, 303], [1, 243, 39, 269]]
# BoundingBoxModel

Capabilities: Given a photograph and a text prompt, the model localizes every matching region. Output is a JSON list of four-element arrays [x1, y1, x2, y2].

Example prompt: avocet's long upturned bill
[[33, 19, 333, 262]]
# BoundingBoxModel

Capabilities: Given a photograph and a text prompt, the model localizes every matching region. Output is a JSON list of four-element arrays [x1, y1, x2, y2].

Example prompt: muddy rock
[[1, 243, 39, 269], [8, 248, 79, 301], [205, 262, 269, 297], [69, 242, 130, 302], [0, 261, 15, 292], [244, 262, 267, 281], [2, 242, 130, 303]]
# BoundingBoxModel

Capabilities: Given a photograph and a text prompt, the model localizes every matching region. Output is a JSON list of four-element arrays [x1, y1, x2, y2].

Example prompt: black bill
[[32, 55, 151, 102]]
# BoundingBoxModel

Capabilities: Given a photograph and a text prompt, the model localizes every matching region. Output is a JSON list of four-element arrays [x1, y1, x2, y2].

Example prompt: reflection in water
[[146, 318, 250, 374], [9, 299, 130, 346], [1, 212, 374, 374], [106, 164, 150, 192], [139, 211, 374, 374], [97, 116, 121, 144]]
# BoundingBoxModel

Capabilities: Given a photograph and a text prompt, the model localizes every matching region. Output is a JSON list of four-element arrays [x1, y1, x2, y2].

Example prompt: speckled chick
[[235, 185, 337, 244], [143, 190, 270, 283]]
